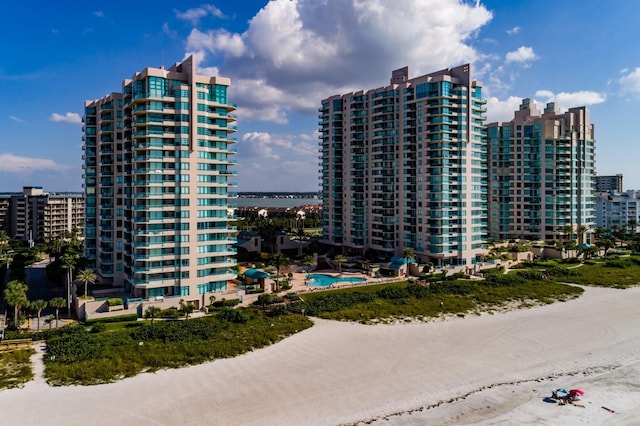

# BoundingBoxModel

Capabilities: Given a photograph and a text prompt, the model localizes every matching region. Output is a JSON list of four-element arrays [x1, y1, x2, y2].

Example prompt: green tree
[[295, 226, 306, 256], [303, 255, 316, 274], [44, 315, 55, 330], [401, 248, 415, 262], [31, 299, 48, 331], [576, 224, 588, 246], [179, 299, 195, 320], [562, 225, 574, 243], [76, 269, 97, 300], [269, 252, 290, 292], [144, 306, 162, 325], [49, 297, 66, 322], [4, 280, 29, 329], [334, 254, 347, 275]]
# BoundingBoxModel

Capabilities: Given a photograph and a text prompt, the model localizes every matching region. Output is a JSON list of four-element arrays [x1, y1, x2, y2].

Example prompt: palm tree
[[401, 248, 415, 262], [61, 253, 76, 312], [179, 299, 195, 320], [4, 280, 29, 329], [334, 254, 347, 275], [269, 252, 290, 292], [562, 225, 574, 243], [49, 297, 66, 322], [144, 306, 162, 325], [76, 269, 97, 300], [31, 299, 48, 331], [295, 226, 306, 257], [44, 315, 55, 330], [576, 224, 588, 246], [303, 255, 316, 274]]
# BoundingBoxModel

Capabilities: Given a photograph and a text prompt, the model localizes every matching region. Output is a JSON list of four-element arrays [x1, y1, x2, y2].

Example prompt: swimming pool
[[306, 273, 366, 287]]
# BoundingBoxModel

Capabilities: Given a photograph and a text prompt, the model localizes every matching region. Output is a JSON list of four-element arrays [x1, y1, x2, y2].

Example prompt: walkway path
[[25, 341, 47, 388]]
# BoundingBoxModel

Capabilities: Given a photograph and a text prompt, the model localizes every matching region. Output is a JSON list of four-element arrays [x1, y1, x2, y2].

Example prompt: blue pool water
[[306, 273, 366, 287]]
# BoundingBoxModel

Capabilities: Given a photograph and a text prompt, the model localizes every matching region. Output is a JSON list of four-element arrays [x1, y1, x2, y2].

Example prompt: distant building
[[2, 186, 84, 243], [595, 174, 623, 192], [320, 64, 487, 268], [595, 190, 640, 232], [487, 99, 596, 243], [83, 56, 237, 304]]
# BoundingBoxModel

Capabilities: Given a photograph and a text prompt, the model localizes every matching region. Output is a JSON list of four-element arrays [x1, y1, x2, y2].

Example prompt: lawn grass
[[548, 258, 640, 288], [44, 308, 312, 386], [0, 348, 35, 390], [298, 278, 582, 323]]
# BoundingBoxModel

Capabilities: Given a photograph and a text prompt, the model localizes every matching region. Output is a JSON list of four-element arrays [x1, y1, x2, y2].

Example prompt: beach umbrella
[[570, 389, 585, 396]]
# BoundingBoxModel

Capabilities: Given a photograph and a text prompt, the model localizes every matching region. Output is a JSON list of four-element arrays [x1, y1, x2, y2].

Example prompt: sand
[[1, 285, 639, 425]]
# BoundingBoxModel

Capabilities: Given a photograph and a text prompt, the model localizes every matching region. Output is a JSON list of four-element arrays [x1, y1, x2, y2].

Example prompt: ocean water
[[233, 197, 321, 208]]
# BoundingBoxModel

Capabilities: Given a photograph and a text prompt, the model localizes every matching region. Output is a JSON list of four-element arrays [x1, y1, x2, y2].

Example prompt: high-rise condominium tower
[[487, 99, 596, 243], [319, 64, 487, 268], [83, 56, 237, 305]]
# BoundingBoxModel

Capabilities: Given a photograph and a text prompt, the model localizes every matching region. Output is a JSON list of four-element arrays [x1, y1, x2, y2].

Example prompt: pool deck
[[236, 269, 404, 307]]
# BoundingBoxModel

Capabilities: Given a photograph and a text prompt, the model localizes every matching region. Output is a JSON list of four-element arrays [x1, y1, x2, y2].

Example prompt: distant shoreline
[[234, 197, 322, 208]]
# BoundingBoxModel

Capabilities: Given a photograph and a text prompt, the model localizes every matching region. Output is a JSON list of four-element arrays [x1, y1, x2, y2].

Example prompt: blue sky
[[1, 0, 639, 192]]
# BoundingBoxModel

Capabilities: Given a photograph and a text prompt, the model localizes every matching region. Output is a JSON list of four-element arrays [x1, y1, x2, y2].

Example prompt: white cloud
[[506, 26, 520, 35], [485, 96, 524, 123], [505, 46, 539, 64], [535, 90, 606, 108], [238, 131, 319, 159], [187, 28, 246, 57], [175, 4, 225, 25], [189, 0, 492, 122], [93, 11, 104, 18], [9, 116, 26, 124], [162, 22, 178, 39], [619, 67, 640, 95], [239, 132, 282, 160], [50, 112, 82, 124], [0, 154, 70, 173]]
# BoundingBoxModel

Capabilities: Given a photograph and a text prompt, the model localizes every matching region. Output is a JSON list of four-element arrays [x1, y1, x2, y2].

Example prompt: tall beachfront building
[[487, 99, 596, 243], [319, 65, 487, 268], [83, 56, 237, 306]]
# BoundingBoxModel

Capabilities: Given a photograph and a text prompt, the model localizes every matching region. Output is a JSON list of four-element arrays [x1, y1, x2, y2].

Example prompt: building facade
[[487, 99, 596, 243], [2, 187, 84, 243], [319, 64, 487, 268], [595, 174, 623, 192], [595, 190, 640, 232], [83, 56, 237, 305]]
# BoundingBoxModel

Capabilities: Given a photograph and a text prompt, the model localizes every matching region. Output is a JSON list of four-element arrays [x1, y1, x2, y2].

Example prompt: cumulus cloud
[[50, 112, 82, 123], [506, 26, 520, 35], [239, 132, 282, 160], [619, 67, 640, 95], [0, 154, 70, 173], [238, 131, 319, 160], [175, 4, 225, 24], [505, 46, 539, 64], [187, 28, 246, 57], [188, 0, 492, 122], [485, 96, 524, 123], [535, 89, 606, 108]]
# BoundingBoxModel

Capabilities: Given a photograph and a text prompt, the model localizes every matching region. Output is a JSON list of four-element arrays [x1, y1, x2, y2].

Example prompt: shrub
[[217, 309, 249, 323], [246, 287, 264, 294], [107, 298, 124, 306], [376, 286, 410, 300], [161, 308, 180, 319], [211, 299, 240, 308], [85, 314, 138, 325], [604, 260, 627, 269]]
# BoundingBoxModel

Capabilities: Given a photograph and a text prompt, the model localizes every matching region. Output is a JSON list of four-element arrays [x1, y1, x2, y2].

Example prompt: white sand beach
[[1, 285, 639, 426]]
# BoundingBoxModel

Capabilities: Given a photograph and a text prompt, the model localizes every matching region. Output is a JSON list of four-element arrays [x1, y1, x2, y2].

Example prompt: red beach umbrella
[[570, 389, 585, 396]]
